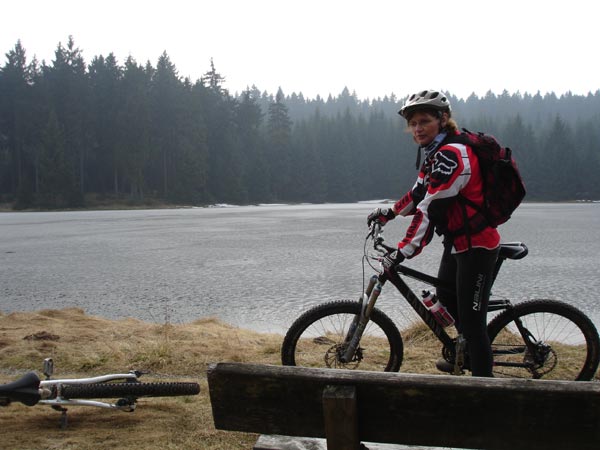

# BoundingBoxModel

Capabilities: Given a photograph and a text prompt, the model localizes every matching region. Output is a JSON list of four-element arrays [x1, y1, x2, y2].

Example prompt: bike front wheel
[[487, 299, 600, 381], [281, 300, 403, 372], [60, 381, 200, 399]]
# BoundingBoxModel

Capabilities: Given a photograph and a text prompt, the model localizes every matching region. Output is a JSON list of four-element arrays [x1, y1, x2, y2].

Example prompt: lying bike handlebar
[[0, 371, 41, 406]]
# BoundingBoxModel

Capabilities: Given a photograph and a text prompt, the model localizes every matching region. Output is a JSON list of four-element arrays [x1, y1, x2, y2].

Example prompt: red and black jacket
[[392, 132, 500, 257]]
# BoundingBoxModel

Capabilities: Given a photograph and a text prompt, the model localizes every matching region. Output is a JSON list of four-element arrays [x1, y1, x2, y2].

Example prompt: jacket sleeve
[[398, 144, 471, 258], [393, 169, 427, 217]]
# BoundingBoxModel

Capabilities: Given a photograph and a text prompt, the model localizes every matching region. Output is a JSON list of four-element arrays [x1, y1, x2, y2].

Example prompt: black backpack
[[450, 128, 526, 233]]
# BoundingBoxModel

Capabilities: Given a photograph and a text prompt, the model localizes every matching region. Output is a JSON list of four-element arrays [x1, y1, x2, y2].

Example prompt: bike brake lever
[[372, 222, 382, 234], [367, 221, 383, 241]]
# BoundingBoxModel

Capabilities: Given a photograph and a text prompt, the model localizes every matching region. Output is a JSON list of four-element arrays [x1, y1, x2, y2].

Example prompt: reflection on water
[[1, 202, 599, 333]]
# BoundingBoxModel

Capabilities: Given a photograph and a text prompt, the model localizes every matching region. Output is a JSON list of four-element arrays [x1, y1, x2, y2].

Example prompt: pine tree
[[37, 109, 69, 207], [201, 58, 227, 95], [43, 36, 89, 206], [267, 88, 292, 200], [88, 53, 123, 195], [116, 56, 153, 201], [150, 51, 181, 197], [0, 40, 31, 198], [200, 60, 245, 203], [236, 89, 269, 202]]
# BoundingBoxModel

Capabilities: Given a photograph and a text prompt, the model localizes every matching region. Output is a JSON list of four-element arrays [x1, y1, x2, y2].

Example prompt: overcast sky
[[2, 0, 598, 100]]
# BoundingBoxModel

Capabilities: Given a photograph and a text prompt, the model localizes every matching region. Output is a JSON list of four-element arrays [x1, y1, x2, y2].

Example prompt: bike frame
[[388, 263, 513, 343], [387, 267, 456, 349], [39, 373, 140, 410], [342, 225, 525, 368], [11, 358, 144, 411]]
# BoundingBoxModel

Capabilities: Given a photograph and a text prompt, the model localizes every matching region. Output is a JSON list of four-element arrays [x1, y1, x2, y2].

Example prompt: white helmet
[[399, 90, 451, 119]]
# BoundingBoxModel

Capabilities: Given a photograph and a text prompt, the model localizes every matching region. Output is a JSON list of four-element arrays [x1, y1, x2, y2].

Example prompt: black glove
[[367, 207, 395, 226], [382, 250, 405, 272]]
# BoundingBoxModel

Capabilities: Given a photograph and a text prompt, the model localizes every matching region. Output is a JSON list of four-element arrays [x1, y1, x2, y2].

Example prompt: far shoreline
[[1, 198, 598, 214]]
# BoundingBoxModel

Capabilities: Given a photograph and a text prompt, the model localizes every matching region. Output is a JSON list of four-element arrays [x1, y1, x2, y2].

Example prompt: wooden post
[[322, 385, 360, 450]]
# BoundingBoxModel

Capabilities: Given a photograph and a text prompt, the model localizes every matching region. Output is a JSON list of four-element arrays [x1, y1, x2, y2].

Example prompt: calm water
[[1, 202, 599, 333]]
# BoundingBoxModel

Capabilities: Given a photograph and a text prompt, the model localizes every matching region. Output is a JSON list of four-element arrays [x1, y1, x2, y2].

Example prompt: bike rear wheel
[[61, 381, 200, 399], [281, 300, 403, 372], [487, 299, 600, 380]]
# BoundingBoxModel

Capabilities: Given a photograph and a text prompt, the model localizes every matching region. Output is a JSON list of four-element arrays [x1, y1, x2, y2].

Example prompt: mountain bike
[[281, 222, 600, 380], [0, 358, 200, 428]]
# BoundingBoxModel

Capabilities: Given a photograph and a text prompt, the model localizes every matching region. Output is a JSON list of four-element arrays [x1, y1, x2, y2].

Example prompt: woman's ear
[[440, 112, 449, 128]]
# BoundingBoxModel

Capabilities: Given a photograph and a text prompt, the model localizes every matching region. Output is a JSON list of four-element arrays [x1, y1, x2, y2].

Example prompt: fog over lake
[[2, 202, 599, 334]]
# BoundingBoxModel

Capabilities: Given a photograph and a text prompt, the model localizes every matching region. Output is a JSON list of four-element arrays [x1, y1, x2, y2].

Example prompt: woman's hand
[[367, 207, 395, 226]]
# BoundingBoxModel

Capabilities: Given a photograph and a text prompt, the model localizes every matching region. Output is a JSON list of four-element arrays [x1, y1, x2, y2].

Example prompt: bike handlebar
[[0, 371, 41, 406], [368, 221, 396, 254]]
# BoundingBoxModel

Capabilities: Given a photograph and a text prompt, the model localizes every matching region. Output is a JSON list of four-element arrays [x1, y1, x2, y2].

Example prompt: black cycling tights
[[436, 245, 500, 377]]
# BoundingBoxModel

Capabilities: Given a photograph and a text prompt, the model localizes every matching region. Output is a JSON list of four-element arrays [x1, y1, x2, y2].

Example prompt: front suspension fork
[[340, 274, 384, 363]]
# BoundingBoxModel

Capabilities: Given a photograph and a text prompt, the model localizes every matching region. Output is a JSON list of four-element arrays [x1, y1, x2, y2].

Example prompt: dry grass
[[1, 309, 598, 449], [0, 308, 281, 450]]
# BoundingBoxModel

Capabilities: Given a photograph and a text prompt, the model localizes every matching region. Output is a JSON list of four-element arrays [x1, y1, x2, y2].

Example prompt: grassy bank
[[1, 308, 598, 449], [0, 308, 281, 450]]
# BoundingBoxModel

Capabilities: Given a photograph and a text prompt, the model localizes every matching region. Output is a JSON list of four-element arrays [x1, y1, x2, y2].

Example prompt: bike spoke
[[489, 302, 597, 380]]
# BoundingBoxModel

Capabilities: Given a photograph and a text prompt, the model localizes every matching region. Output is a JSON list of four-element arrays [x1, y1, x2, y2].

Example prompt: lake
[[1, 202, 599, 334]]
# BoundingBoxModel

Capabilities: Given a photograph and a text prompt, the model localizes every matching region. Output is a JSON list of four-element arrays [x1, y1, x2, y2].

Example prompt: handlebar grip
[[0, 372, 41, 406]]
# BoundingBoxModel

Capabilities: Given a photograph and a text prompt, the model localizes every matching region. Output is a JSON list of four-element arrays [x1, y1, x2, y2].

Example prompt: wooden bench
[[207, 362, 600, 450]]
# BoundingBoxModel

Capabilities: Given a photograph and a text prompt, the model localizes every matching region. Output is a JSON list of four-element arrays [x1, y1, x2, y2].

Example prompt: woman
[[367, 90, 500, 377]]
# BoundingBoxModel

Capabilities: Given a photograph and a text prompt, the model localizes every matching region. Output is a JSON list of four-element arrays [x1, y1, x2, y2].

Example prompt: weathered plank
[[208, 362, 600, 450], [322, 385, 359, 450]]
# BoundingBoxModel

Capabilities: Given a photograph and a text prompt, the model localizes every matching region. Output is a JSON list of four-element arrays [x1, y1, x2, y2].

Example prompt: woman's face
[[407, 111, 446, 146]]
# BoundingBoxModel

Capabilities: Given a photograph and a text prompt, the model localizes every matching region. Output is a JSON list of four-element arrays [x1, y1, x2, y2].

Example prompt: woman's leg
[[454, 247, 499, 377], [436, 244, 458, 321]]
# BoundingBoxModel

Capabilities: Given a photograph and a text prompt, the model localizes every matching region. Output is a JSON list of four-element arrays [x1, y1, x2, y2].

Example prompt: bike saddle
[[499, 242, 528, 260], [0, 371, 41, 406]]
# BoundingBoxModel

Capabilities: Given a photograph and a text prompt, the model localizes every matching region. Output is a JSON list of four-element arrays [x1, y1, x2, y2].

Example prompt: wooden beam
[[208, 363, 600, 450]]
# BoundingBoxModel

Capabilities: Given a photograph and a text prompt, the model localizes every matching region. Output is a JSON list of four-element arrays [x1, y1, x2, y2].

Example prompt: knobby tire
[[281, 300, 403, 372], [61, 381, 200, 399], [487, 299, 600, 381]]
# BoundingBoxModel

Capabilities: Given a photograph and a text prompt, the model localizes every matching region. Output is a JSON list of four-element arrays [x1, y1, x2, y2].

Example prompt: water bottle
[[421, 290, 455, 328]]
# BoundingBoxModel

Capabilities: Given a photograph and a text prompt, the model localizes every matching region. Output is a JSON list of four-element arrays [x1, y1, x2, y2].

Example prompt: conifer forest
[[1, 38, 600, 209]]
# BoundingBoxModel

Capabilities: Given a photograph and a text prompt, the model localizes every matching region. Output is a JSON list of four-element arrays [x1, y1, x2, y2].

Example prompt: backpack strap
[[443, 130, 495, 246], [444, 198, 490, 249]]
